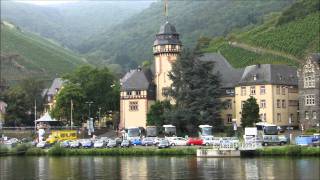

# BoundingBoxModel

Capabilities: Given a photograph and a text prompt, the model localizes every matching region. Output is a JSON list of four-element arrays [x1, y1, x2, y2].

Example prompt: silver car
[[107, 140, 117, 148], [93, 140, 106, 148]]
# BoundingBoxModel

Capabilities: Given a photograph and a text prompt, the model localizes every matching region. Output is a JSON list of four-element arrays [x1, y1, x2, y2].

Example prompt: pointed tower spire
[[164, 0, 168, 21]]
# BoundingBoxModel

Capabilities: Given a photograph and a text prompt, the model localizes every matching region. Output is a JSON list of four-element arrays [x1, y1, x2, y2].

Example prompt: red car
[[186, 138, 203, 146]]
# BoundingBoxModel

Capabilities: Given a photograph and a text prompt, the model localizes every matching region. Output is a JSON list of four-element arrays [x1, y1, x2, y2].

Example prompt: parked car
[[154, 138, 164, 145], [36, 141, 47, 148], [107, 139, 117, 148], [120, 140, 131, 148], [93, 139, 106, 148], [158, 139, 170, 149], [81, 139, 93, 148], [202, 137, 214, 146], [69, 140, 81, 148], [186, 138, 203, 146], [131, 139, 142, 146], [142, 137, 155, 146], [262, 135, 287, 146], [311, 134, 320, 147], [168, 137, 187, 146], [60, 140, 70, 148]]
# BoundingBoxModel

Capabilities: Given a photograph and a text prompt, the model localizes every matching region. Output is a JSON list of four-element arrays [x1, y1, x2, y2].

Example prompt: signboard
[[245, 127, 257, 136], [87, 118, 94, 136]]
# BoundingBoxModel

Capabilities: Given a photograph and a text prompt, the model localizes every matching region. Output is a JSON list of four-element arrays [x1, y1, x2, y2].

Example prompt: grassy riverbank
[[0, 144, 197, 156], [1, 144, 319, 157], [254, 146, 320, 156]]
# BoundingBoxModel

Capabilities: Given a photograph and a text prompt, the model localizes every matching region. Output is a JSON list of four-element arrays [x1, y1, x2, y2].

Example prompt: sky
[[15, 0, 79, 6]]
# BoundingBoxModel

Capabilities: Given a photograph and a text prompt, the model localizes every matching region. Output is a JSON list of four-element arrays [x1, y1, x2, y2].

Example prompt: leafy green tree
[[4, 78, 45, 126], [168, 50, 223, 134], [240, 96, 260, 128], [52, 65, 119, 125], [147, 100, 172, 126], [51, 83, 85, 125]]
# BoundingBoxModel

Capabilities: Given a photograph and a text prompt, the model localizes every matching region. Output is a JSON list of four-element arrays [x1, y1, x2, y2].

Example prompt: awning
[[35, 112, 57, 122]]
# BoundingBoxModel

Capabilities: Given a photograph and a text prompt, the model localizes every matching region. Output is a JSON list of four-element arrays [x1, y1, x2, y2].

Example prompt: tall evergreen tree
[[146, 100, 172, 127], [240, 96, 260, 128], [167, 50, 223, 134]]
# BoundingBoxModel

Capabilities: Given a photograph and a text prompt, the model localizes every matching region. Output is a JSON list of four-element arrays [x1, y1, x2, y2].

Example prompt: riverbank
[[1, 144, 319, 156], [254, 145, 320, 156]]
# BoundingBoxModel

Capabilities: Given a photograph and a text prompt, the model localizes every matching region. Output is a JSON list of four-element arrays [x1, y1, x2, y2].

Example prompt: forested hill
[[1, 1, 151, 50], [201, 0, 320, 68], [79, 0, 293, 71], [0, 21, 87, 84]]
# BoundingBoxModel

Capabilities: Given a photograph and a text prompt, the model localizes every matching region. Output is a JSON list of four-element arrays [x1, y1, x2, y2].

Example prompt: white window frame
[[260, 85, 266, 95], [260, 100, 266, 109], [305, 95, 315, 106]]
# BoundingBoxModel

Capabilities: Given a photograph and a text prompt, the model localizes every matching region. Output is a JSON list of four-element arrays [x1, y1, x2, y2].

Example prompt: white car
[[93, 140, 106, 148], [36, 141, 47, 148], [168, 137, 187, 146], [202, 137, 214, 146]]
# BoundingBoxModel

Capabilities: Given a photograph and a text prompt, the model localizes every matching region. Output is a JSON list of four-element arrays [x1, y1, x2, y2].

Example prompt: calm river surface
[[0, 156, 319, 180]]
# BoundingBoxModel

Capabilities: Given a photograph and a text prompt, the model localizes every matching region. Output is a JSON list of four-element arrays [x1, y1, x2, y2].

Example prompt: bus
[[163, 125, 176, 137], [256, 122, 278, 135], [125, 127, 142, 141], [199, 125, 213, 138]]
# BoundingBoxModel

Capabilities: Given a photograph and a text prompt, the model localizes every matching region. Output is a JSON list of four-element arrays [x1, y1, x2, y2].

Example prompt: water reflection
[[0, 156, 319, 180]]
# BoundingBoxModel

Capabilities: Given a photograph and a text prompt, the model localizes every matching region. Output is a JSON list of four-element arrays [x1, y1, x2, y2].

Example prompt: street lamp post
[[85, 101, 94, 136]]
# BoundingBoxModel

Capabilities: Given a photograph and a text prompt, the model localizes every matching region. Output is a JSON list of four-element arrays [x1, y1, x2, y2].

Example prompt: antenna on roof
[[164, 0, 169, 22]]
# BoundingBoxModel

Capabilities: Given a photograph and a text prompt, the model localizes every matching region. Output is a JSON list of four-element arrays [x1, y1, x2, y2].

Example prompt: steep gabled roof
[[309, 53, 320, 64], [47, 78, 64, 96], [238, 64, 298, 86], [120, 68, 153, 91], [199, 53, 244, 88]]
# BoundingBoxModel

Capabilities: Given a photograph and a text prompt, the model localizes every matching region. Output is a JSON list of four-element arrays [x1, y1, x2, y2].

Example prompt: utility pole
[[98, 107, 101, 129], [34, 99, 37, 132]]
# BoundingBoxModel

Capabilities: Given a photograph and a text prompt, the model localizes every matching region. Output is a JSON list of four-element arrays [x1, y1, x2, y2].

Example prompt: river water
[[0, 156, 319, 180]]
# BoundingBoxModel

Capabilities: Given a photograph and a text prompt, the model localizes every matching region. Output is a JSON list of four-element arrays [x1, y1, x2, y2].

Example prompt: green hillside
[[79, 0, 293, 70], [0, 21, 87, 83], [202, 0, 320, 68]]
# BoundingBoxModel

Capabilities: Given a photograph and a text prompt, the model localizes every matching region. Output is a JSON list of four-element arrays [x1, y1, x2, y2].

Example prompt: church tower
[[153, 19, 182, 101]]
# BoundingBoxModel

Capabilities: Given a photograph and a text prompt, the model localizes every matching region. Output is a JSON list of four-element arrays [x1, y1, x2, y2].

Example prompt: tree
[[52, 65, 119, 125], [147, 100, 172, 126], [240, 96, 260, 128], [167, 50, 223, 134], [4, 78, 45, 126], [51, 83, 85, 125]]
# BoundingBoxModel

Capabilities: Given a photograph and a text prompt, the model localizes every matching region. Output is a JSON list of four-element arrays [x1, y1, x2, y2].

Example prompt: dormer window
[[253, 74, 257, 81], [127, 91, 132, 96]]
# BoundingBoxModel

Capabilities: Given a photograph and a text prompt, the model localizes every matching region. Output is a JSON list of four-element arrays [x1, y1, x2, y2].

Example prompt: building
[[119, 19, 182, 129], [0, 100, 7, 126], [153, 21, 182, 101], [44, 78, 64, 111], [297, 53, 320, 129], [235, 64, 299, 127], [119, 68, 155, 129], [199, 53, 244, 125]]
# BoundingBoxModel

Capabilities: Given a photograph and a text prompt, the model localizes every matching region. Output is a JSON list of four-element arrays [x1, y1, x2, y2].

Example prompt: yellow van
[[46, 130, 78, 144]]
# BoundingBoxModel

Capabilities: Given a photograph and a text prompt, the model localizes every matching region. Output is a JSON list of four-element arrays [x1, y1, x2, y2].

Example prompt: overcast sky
[[15, 0, 80, 6]]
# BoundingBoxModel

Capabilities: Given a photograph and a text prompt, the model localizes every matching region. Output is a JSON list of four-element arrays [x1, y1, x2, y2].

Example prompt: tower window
[[129, 101, 139, 111], [227, 114, 232, 123], [127, 91, 132, 96]]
